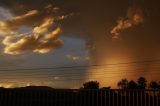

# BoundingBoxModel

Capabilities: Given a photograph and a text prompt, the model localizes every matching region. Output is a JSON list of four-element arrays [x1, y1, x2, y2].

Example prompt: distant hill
[[0, 86, 54, 90]]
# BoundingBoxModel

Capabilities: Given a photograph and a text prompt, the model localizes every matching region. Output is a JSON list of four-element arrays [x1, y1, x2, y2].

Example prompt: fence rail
[[0, 89, 160, 106]]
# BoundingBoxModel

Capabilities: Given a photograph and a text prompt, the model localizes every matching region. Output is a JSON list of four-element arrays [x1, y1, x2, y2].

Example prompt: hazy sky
[[0, 0, 160, 88]]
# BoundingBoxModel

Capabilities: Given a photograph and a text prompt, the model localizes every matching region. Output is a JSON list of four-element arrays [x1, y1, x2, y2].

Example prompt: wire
[[0, 68, 160, 79], [0, 65, 160, 76], [0, 73, 160, 83], [0, 58, 160, 71], [0, 59, 160, 85]]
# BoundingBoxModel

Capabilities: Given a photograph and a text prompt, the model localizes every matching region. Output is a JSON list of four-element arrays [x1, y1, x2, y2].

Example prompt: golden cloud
[[0, 5, 65, 55], [111, 6, 144, 39], [3, 18, 63, 55]]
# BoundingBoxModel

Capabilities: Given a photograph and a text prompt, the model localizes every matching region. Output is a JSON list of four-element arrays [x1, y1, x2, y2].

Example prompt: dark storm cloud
[[53, 0, 138, 61], [56, 1, 159, 48]]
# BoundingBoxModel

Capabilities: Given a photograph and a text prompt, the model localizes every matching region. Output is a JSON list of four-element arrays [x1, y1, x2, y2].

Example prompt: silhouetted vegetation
[[100, 86, 111, 89], [128, 80, 138, 89], [117, 78, 128, 89], [149, 81, 160, 89], [137, 77, 147, 89], [82, 81, 99, 89], [0, 77, 160, 106], [117, 77, 159, 90]]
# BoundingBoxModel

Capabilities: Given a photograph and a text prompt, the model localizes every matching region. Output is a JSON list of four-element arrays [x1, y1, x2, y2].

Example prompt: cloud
[[111, 6, 144, 39], [66, 54, 80, 61], [54, 77, 60, 80], [0, 4, 66, 55], [2, 19, 63, 55], [66, 54, 90, 61], [0, 7, 56, 36]]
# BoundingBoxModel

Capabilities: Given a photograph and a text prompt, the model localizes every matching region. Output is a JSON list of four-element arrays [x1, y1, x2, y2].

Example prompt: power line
[[0, 59, 160, 83], [0, 65, 160, 76], [0, 72, 160, 83], [0, 68, 160, 80], [1, 61, 160, 72], [0, 59, 160, 72]]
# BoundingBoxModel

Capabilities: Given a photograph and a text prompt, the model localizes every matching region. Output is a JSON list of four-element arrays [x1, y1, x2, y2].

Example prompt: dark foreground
[[0, 86, 160, 106]]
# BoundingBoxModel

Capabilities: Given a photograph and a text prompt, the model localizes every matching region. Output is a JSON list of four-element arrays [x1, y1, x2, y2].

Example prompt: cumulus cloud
[[0, 4, 66, 55], [0, 6, 58, 34], [66, 54, 90, 61], [66, 54, 80, 61], [2, 18, 63, 55], [111, 6, 144, 39]]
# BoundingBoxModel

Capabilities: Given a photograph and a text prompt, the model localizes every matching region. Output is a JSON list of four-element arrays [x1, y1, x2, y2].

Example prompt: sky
[[0, 0, 160, 88]]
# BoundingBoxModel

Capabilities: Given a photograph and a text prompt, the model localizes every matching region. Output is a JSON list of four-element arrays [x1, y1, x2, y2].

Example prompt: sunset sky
[[0, 0, 160, 88]]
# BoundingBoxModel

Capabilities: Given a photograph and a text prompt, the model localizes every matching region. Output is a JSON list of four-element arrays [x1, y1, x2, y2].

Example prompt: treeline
[[0, 77, 160, 106], [82, 77, 160, 89]]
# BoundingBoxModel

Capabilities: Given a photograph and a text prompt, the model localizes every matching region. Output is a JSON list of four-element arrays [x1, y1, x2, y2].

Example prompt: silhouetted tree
[[83, 81, 99, 89], [137, 77, 147, 89], [100, 86, 111, 90], [117, 78, 128, 89], [128, 80, 138, 89], [149, 81, 159, 89]]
